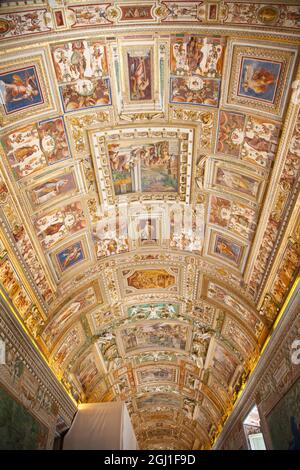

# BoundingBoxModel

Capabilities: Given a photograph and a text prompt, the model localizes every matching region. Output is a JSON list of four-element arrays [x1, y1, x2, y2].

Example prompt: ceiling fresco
[[0, 0, 300, 450]]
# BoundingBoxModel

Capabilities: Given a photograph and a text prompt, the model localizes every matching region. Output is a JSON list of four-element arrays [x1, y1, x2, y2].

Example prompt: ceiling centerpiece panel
[[0, 3, 299, 449]]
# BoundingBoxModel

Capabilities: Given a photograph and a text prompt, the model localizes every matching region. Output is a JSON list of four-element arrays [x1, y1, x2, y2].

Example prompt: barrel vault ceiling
[[0, 0, 300, 450]]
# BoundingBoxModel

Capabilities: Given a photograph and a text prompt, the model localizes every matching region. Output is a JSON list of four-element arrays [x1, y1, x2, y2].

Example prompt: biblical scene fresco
[[222, 317, 256, 356], [74, 349, 104, 394], [108, 140, 178, 195], [51, 40, 111, 111], [118, 321, 190, 354], [136, 393, 181, 410], [216, 167, 259, 198], [238, 58, 281, 103], [211, 343, 239, 386], [126, 269, 176, 290], [136, 366, 177, 385], [91, 126, 192, 205]]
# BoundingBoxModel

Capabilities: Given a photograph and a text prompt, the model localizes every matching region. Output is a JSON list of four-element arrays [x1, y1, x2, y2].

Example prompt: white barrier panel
[[63, 402, 138, 450]]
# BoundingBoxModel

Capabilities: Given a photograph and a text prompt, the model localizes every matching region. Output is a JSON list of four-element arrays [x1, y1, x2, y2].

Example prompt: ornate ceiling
[[0, 0, 300, 450]]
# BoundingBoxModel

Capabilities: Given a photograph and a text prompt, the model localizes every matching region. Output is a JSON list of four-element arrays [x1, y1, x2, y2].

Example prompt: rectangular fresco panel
[[76, 352, 102, 392], [128, 303, 179, 320], [136, 217, 158, 243], [51, 40, 111, 111], [93, 216, 129, 259], [170, 36, 225, 78], [1, 117, 70, 180], [241, 115, 280, 168], [127, 47, 152, 101], [212, 343, 238, 385], [136, 393, 181, 409], [214, 234, 243, 265], [223, 317, 255, 355], [215, 167, 260, 199], [0, 258, 32, 317], [267, 377, 300, 450], [238, 58, 281, 103], [108, 140, 179, 195], [52, 323, 83, 368], [56, 240, 85, 272], [170, 207, 204, 253], [170, 76, 220, 107], [126, 269, 175, 290], [216, 111, 280, 168], [0, 10, 53, 40], [0, 66, 43, 114], [209, 195, 257, 240], [136, 366, 177, 384], [28, 171, 76, 207], [33, 201, 86, 249], [120, 5, 153, 21], [216, 111, 246, 156], [41, 286, 97, 349], [225, 43, 296, 117], [0, 388, 48, 450], [67, 4, 112, 28], [119, 321, 189, 354], [207, 281, 261, 331]]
